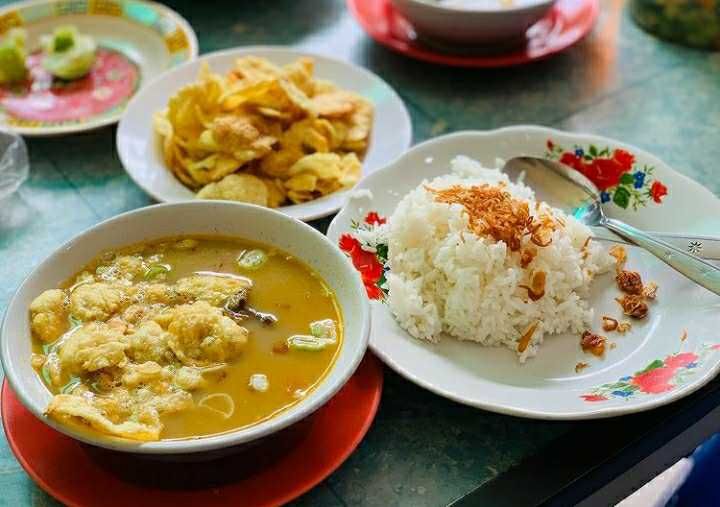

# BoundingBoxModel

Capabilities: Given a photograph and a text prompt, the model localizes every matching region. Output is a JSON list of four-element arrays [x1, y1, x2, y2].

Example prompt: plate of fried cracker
[[117, 46, 412, 221]]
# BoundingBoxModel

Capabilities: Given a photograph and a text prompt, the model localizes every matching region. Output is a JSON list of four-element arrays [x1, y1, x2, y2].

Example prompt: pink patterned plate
[[347, 0, 599, 68], [327, 126, 720, 420], [0, 0, 197, 136], [0, 48, 139, 127]]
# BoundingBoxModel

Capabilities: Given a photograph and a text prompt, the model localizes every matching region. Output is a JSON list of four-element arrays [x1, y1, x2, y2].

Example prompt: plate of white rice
[[327, 127, 720, 419]]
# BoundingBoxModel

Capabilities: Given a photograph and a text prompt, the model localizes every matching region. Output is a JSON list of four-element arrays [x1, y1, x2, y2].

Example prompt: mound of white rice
[[384, 156, 613, 362]]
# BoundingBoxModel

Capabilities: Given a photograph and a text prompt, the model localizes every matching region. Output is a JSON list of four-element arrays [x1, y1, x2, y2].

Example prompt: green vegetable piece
[[310, 319, 337, 342], [53, 29, 74, 52], [68, 315, 82, 328], [144, 263, 171, 280], [60, 377, 82, 394], [287, 334, 332, 351], [40, 364, 53, 386], [237, 249, 268, 270], [0, 28, 27, 84], [42, 25, 96, 80]]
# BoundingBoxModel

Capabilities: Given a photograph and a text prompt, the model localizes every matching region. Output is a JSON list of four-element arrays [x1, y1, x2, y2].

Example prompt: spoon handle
[[590, 227, 720, 261], [603, 218, 720, 296]]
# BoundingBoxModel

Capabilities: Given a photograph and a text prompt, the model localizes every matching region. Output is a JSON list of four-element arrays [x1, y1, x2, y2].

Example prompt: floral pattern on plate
[[545, 139, 668, 210], [581, 343, 720, 402], [338, 212, 388, 300]]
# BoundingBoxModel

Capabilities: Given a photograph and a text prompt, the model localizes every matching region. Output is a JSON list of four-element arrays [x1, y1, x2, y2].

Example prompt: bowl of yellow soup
[[1, 201, 370, 454]]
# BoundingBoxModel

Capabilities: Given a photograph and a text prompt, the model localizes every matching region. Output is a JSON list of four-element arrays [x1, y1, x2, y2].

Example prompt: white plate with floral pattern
[[327, 126, 720, 419]]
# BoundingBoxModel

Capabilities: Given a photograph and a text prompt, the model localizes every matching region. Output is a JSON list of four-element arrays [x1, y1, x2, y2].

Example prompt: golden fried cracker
[[312, 91, 357, 118], [196, 173, 269, 205]]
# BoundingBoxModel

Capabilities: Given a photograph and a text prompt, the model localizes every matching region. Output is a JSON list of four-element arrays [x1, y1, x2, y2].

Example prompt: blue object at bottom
[[672, 434, 720, 506]]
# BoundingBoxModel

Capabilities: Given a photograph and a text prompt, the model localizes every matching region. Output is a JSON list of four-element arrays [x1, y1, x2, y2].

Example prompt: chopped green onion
[[310, 319, 337, 341], [237, 249, 268, 270], [43, 324, 78, 357], [287, 334, 333, 351], [144, 263, 171, 280], [43, 338, 63, 355], [60, 377, 82, 394], [41, 364, 53, 386]]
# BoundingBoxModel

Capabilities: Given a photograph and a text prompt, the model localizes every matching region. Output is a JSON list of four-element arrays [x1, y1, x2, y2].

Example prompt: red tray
[[1, 354, 384, 507]]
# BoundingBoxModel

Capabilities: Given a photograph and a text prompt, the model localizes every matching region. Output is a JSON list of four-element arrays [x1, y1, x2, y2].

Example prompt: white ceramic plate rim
[[1, 201, 371, 453], [0, 0, 199, 137], [116, 45, 412, 222], [328, 125, 720, 420]]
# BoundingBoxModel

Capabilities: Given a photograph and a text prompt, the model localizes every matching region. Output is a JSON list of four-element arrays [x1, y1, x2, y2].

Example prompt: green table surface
[[1, 0, 719, 505]]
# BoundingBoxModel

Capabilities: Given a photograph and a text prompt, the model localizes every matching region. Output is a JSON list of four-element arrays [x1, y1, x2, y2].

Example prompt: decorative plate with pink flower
[[0, 0, 197, 136], [327, 126, 720, 420], [545, 140, 668, 210]]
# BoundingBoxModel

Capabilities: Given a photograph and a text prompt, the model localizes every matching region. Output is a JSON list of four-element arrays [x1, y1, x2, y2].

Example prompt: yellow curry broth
[[30, 235, 342, 441]]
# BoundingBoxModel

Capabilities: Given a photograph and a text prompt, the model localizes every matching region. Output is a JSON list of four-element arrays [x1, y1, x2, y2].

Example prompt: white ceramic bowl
[[117, 46, 412, 222], [390, 0, 556, 46], [0, 201, 371, 454]]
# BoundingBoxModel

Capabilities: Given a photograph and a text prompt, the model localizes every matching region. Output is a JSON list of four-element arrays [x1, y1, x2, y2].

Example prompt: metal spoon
[[502, 156, 720, 296], [589, 228, 720, 261]]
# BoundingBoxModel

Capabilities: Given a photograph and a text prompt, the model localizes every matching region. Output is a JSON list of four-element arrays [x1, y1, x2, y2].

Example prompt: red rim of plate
[[1, 354, 383, 507], [347, 0, 600, 68]]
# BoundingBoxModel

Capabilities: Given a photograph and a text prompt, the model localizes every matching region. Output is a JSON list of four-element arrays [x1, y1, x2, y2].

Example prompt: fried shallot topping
[[520, 270, 546, 301], [616, 294, 648, 319], [609, 245, 627, 273], [517, 321, 539, 353], [616, 270, 643, 295], [581, 331, 607, 357], [527, 215, 556, 247], [428, 184, 558, 252], [643, 282, 658, 299], [581, 236, 592, 259], [575, 362, 589, 373], [681, 329, 688, 342], [602, 316, 619, 332], [520, 246, 537, 268], [601, 316, 632, 333], [617, 321, 631, 334]]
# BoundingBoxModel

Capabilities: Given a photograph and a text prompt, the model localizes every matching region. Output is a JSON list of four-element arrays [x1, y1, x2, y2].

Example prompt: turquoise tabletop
[[1, 0, 720, 505]]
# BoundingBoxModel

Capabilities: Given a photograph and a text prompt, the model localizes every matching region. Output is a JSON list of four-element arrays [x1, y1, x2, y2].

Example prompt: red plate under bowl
[[1, 354, 383, 507], [347, 0, 600, 67]]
